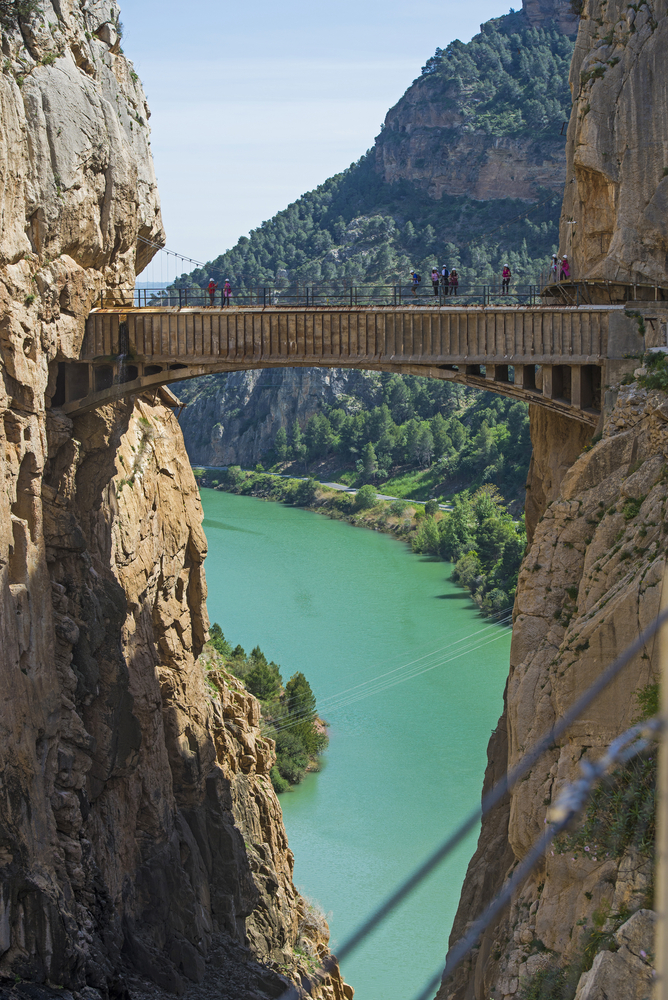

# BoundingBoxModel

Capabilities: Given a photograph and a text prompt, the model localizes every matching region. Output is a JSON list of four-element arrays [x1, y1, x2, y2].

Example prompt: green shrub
[[223, 465, 244, 487], [637, 350, 668, 391], [412, 515, 440, 555], [270, 765, 290, 793], [424, 499, 439, 516], [335, 493, 355, 512], [209, 622, 232, 658], [293, 477, 319, 506], [245, 651, 282, 702], [388, 499, 407, 516], [355, 484, 377, 510], [517, 964, 579, 1000]]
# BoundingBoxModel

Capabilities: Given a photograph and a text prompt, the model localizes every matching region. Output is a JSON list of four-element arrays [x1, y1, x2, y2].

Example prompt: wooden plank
[[185, 314, 194, 358]]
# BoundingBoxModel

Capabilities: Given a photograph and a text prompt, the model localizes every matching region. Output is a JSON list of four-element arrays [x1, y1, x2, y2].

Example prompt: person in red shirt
[[207, 278, 217, 306], [501, 264, 511, 295], [560, 256, 570, 280]]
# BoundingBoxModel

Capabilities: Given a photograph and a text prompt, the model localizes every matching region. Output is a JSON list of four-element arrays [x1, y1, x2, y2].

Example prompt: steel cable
[[410, 717, 661, 1000], [275, 604, 668, 1000], [263, 612, 513, 736]]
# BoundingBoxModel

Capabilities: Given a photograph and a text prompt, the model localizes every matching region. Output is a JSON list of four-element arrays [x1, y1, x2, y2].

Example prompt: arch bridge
[[55, 303, 666, 425]]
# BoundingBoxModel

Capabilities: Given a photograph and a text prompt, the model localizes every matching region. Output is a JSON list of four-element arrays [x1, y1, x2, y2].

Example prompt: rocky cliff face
[[376, 95, 567, 206], [559, 0, 668, 280], [440, 384, 664, 1000], [0, 5, 349, 998], [374, 0, 576, 204], [177, 367, 382, 469]]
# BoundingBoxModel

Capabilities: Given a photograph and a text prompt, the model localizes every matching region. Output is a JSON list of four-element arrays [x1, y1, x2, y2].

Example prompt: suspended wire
[[264, 621, 513, 737], [260, 611, 514, 737], [275, 604, 668, 1000], [410, 716, 662, 1000]]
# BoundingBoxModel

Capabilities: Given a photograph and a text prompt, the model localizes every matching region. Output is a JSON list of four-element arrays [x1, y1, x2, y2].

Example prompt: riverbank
[[196, 467, 525, 615]]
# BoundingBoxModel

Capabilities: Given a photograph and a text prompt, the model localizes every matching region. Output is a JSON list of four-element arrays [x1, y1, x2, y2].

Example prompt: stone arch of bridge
[[56, 357, 602, 426]]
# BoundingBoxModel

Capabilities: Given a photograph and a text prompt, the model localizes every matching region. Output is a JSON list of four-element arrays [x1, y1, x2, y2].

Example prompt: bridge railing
[[129, 283, 541, 309]]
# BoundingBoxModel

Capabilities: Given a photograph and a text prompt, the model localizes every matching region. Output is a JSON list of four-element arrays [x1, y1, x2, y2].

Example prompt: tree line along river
[[200, 488, 511, 1000]]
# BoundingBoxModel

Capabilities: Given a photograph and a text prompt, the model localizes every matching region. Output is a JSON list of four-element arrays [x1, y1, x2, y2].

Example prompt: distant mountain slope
[[176, 6, 575, 290]]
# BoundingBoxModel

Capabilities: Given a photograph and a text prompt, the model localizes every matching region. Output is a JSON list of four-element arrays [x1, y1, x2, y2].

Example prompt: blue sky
[[121, 0, 509, 275]]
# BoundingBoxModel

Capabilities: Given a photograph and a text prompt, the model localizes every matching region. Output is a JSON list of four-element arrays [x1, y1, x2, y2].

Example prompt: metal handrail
[[127, 283, 542, 309]]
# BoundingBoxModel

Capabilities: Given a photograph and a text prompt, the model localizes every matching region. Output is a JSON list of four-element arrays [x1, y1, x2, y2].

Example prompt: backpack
[[416, 274, 421, 283]]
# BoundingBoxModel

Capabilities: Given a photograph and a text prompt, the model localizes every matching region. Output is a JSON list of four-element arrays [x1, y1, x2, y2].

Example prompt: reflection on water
[[201, 489, 510, 1000]]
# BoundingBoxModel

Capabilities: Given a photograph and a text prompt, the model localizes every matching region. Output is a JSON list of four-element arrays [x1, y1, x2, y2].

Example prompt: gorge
[[1, 0, 668, 1000]]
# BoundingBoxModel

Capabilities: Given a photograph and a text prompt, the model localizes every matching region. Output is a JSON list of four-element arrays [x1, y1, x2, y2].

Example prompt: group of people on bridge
[[203, 252, 572, 307], [414, 263, 515, 296], [207, 278, 232, 305], [550, 254, 570, 281]]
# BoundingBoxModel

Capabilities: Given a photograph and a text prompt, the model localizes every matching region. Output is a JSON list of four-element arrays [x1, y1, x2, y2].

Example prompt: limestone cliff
[[559, 0, 668, 280], [374, 0, 577, 204], [0, 4, 349, 998], [439, 385, 664, 1000], [176, 367, 382, 469]]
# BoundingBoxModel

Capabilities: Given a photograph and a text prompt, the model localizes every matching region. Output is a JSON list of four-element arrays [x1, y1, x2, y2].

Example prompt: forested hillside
[[178, 370, 532, 510], [172, 13, 574, 290]]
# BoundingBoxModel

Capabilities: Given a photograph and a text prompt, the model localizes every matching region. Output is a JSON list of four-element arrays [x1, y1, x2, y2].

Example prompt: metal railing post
[[656, 567, 668, 1000]]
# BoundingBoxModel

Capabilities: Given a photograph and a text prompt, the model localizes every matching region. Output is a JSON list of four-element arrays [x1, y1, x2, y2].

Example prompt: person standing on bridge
[[411, 271, 421, 296], [441, 264, 449, 292], [449, 268, 459, 295], [560, 255, 570, 281], [207, 277, 217, 306], [223, 279, 232, 306], [501, 264, 512, 295], [550, 254, 559, 282], [431, 268, 440, 296]]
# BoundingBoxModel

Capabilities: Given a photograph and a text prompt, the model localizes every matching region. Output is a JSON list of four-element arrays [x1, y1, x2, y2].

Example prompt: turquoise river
[[200, 489, 511, 1000]]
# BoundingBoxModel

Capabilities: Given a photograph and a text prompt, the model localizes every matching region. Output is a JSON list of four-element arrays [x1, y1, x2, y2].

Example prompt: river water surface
[[200, 489, 510, 1000]]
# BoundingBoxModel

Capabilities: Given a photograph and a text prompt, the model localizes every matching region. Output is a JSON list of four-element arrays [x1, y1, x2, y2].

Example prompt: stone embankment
[[0, 3, 350, 997]]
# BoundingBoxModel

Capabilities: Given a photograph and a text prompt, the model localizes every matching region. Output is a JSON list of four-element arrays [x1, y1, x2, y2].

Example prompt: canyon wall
[[440, 2, 668, 997], [0, 5, 348, 998], [176, 367, 381, 470], [560, 0, 668, 280]]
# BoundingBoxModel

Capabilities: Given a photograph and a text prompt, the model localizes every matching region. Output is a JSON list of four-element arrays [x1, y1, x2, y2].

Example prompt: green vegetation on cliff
[[207, 624, 328, 792], [171, 15, 573, 292], [420, 17, 573, 136]]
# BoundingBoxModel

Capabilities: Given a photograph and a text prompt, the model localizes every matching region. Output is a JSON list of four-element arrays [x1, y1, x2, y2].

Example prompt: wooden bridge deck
[[54, 303, 660, 424]]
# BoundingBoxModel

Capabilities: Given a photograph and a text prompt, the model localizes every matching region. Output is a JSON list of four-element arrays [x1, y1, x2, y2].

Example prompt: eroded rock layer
[[1, 5, 349, 998], [439, 384, 663, 1000], [560, 0, 668, 280]]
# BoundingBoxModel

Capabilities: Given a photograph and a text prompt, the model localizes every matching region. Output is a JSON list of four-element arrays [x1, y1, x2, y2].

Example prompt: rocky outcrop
[[376, 98, 568, 205], [559, 0, 668, 280], [373, 0, 575, 204], [0, 4, 350, 997], [177, 367, 382, 468], [440, 383, 666, 1000]]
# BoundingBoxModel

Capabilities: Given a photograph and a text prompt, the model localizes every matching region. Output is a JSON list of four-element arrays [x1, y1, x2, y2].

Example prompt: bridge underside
[[53, 303, 652, 426]]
